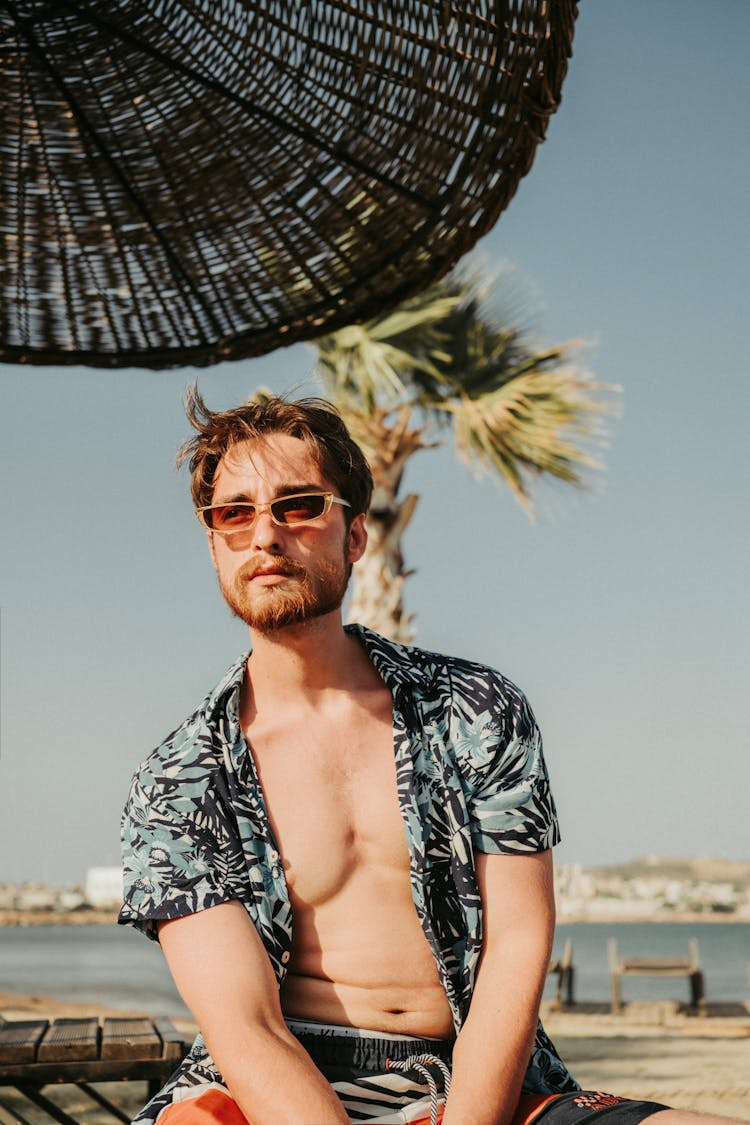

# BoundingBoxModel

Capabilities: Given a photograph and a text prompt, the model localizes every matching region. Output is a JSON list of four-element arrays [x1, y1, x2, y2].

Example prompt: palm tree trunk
[[340, 405, 434, 644]]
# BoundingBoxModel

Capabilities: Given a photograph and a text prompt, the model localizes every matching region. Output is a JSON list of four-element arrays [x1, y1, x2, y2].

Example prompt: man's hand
[[159, 901, 350, 1125], [441, 849, 555, 1125]]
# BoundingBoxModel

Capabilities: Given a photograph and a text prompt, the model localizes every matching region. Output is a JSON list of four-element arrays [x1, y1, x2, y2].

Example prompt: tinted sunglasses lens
[[271, 494, 327, 524], [207, 503, 256, 531]]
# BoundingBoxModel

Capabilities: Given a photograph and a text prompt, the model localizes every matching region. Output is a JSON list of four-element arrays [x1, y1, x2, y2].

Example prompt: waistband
[[285, 1017, 455, 1071]]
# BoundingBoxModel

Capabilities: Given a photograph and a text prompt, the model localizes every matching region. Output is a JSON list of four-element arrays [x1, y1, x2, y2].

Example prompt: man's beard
[[219, 553, 348, 633]]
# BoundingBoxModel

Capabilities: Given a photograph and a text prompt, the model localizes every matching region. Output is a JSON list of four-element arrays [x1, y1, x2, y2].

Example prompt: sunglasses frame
[[196, 491, 351, 534]]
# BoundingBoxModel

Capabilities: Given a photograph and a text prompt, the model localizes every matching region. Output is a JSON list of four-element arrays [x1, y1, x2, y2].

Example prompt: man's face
[[206, 434, 367, 634]]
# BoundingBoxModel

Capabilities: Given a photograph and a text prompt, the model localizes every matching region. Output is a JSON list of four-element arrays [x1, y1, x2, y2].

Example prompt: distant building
[[59, 888, 86, 911], [84, 866, 122, 909], [15, 885, 57, 911], [553, 858, 750, 919]]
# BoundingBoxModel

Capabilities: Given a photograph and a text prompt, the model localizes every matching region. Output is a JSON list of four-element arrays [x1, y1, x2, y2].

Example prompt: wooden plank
[[101, 1018, 160, 1061], [0, 1022, 49, 1065], [621, 959, 693, 973], [37, 1019, 99, 1064], [0, 1056, 181, 1085], [0, 1017, 188, 1091], [153, 1017, 189, 1061]]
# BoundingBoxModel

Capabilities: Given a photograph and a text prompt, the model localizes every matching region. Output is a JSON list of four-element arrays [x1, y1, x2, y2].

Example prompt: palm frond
[[314, 292, 462, 411], [444, 363, 618, 511], [364, 298, 459, 343]]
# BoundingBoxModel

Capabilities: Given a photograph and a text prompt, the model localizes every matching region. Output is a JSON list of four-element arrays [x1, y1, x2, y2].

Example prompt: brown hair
[[176, 385, 373, 519]]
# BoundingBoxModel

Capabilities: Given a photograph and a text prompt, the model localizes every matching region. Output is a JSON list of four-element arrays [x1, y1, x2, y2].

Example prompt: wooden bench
[[547, 938, 575, 1007], [0, 1016, 189, 1124], [608, 937, 706, 1015]]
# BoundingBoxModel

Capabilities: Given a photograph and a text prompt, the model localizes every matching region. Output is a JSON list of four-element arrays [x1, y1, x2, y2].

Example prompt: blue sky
[[1, 2, 748, 885]]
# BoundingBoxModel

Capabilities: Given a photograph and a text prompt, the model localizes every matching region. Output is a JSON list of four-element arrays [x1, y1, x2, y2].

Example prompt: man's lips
[[250, 571, 292, 586], [238, 557, 306, 583]]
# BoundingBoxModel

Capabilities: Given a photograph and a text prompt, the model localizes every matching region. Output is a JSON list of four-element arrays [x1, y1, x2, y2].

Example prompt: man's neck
[[243, 614, 378, 717]]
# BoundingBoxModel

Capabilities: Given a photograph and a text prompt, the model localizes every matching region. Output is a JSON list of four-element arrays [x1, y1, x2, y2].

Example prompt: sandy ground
[[1, 994, 749, 1122], [541, 1000, 750, 1122]]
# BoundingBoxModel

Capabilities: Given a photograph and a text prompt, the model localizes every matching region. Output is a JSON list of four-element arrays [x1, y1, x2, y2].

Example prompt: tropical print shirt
[[119, 625, 579, 1118]]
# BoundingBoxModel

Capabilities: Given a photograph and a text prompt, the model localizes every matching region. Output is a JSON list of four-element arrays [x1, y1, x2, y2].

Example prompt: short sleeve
[[118, 768, 245, 940], [452, 670, 560, 855]]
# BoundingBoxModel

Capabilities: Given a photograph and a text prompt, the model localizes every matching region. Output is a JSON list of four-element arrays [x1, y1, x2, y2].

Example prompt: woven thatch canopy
[[1, 1, 578, 369]]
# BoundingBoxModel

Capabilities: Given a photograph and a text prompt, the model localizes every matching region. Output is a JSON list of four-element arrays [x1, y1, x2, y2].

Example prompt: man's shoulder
[[350, 624, 531, 710]]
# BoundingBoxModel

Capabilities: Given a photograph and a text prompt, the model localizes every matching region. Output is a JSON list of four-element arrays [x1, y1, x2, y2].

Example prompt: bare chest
[[245, 699, 408, 906]]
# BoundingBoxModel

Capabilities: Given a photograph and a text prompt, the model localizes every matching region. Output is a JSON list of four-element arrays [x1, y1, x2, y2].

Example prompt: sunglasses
[[196, 491, 351, 534]]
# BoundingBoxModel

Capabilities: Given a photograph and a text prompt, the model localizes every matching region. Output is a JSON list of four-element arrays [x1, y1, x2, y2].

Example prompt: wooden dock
[[548, 938, 575, 1007], [608, 937, 706, 1015]]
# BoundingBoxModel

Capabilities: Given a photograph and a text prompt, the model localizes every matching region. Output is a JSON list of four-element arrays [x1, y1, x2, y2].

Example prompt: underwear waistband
[[284, 1017, 455, 1071]]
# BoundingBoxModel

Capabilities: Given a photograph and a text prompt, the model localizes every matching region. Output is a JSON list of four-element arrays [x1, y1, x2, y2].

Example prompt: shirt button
[[281, 951, 291, 964], [271, 867, 280, 879], [269, 849, 279, 862]]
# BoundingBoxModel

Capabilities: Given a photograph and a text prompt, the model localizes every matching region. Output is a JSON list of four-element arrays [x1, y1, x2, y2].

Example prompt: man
[[120, 391, 725, 1125]]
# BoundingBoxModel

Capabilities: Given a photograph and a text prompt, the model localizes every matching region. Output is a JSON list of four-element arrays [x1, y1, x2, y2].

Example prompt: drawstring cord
[[386, 1053, 452, 1125]]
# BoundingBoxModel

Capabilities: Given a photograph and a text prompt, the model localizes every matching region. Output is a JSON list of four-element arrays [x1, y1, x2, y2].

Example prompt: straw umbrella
[[1, 1, 578, 368]]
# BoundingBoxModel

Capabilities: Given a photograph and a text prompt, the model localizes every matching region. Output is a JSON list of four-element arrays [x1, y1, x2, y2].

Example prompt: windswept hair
[[176, 385, 373, 519]]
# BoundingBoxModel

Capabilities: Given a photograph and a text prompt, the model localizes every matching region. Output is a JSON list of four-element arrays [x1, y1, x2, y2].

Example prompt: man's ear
[[207, 530, 218, 571], [346, 512, 368, 564]]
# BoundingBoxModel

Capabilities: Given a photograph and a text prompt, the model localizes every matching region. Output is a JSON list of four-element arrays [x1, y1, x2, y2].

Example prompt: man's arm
[[441, 849, 555, 1125], [159, 900, 350, 1125]]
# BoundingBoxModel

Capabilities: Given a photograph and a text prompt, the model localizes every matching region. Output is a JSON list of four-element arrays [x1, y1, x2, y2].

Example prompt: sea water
[[0, 923, 188, 1014], [0, 921, 748, 1016]]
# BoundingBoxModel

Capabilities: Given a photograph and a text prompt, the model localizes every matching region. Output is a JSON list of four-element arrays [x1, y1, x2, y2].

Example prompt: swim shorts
[[154, 1019, 669, 1125]]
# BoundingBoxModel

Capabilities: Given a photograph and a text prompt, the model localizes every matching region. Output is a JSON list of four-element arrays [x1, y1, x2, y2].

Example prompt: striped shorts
[[156, 1019, 669, 1125]]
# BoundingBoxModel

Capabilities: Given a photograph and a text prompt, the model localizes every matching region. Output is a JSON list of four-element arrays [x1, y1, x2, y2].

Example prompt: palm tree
[[311, 269, 616, 642]]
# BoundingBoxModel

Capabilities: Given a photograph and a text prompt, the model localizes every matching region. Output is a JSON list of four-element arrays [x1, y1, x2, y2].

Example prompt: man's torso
[[241, 674, 456, 1038]]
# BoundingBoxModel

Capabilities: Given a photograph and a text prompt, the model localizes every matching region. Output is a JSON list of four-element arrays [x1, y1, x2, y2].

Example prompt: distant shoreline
[[558, 913, 749, 925], [0, 909, 119, 927], [1, 909, 747, 928]]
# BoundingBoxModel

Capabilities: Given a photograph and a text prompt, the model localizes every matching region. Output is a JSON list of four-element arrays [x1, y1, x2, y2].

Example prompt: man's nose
[[249, 509, 282, 551]]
